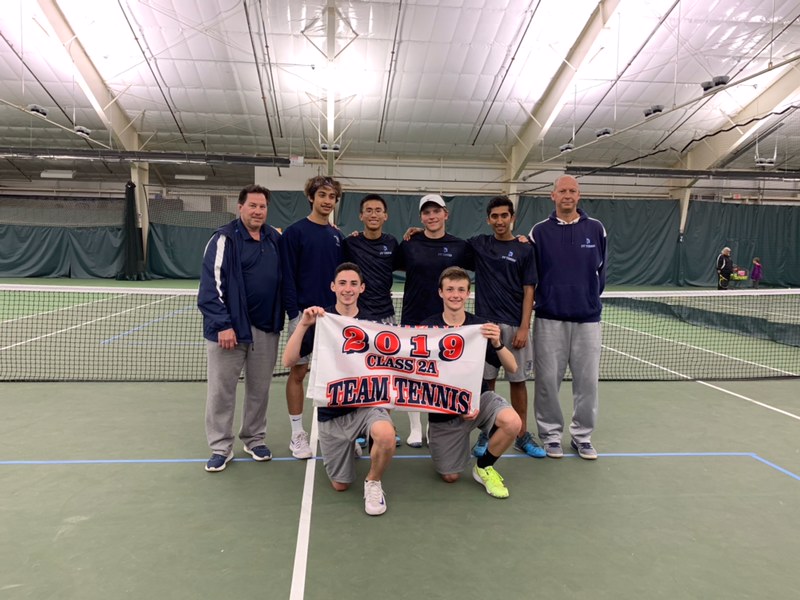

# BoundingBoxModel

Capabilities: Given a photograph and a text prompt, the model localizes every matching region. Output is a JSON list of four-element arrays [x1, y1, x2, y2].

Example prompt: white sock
[[289, 414, 304, 436], [407, 411, 422, 444]]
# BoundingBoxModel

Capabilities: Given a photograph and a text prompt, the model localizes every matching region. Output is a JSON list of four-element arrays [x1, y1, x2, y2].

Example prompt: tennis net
[[1, 285, 798, 382]]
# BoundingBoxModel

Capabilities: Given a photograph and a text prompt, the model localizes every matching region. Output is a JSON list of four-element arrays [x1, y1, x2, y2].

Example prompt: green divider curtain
[[680, 201, 800, 287], [0, 224, 123, 278]]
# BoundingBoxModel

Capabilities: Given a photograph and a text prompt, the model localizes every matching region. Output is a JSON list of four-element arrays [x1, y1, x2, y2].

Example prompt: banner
[[307, 313, 487, 416]]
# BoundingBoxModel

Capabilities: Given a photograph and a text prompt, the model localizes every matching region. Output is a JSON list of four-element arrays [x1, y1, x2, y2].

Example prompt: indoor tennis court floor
[[1, 377, 798, 599]]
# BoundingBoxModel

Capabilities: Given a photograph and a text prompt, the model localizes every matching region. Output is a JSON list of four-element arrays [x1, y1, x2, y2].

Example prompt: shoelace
[[365, 481, 383, 503], [483, 467, 504, 484]]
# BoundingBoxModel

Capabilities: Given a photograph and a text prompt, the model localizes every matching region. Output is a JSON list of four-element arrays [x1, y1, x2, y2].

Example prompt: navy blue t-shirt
[[468, 235, 537, 326], [396, 234, 473, 325], [419, 311, 499, 422], [343, 233, 398, 319], [299, 305, 380, 422], [280, 218, 344, 319], [239, 224, 282, 332]]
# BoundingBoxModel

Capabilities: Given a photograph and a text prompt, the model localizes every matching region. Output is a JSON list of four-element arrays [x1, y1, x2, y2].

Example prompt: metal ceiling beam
[[37, 0, 140, 151], [566, 165, 800, 181], [506, 0, 621, 181], [0, 147, 290, 167], [677, 66, 800, 174]]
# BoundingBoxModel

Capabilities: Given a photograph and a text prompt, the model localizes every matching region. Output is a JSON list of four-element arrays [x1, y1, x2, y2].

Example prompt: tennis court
[[1, 283, 799, 599]]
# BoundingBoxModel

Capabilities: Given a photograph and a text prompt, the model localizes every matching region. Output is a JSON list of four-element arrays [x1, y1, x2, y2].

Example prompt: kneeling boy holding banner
[[283, 262, 397, 516], [420, 267, 521, 499]]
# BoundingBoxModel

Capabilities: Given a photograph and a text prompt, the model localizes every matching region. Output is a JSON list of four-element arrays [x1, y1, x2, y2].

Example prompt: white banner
[[307, 313, 487, 416]]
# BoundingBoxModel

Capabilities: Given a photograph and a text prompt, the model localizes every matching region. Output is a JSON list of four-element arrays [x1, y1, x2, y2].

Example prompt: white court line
[[603, 321, 798, 377], [694, 380, 800, 421], [1, 294, 120, 325], [0, 295, 179, 352], [603, 345, 800, 421], [289, 410, 319, 600]]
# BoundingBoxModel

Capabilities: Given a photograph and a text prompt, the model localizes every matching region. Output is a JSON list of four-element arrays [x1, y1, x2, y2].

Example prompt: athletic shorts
[[288, 315, 310, 365], [482, 323, 533, 382], [318, 408, 394, 485], [428, 392, 509, 475]]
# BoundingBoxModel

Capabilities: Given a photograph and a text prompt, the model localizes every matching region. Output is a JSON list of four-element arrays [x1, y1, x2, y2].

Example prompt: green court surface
[[1, 378, 799, 599]]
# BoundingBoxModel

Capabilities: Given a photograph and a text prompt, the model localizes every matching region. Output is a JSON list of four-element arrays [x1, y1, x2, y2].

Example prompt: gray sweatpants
[[205, 327, 279, 454], [533, 318, 601, 444]]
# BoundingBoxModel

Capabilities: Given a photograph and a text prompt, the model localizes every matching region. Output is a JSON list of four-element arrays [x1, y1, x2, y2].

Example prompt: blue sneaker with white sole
[[471, 431, 489, 457]]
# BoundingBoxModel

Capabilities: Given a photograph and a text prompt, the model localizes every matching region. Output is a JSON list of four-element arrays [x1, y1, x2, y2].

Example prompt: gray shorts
[[482, 323, 533, 382], [288, 315, 310, 365], [428, 391, 510, 475], [318, 408, 395, 484]]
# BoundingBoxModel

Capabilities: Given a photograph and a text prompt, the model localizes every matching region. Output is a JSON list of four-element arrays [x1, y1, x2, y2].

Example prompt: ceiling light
[[643, 104, 664, 117], [40, 170, 75, 179], [595, 127, 613, 138], [174, 174, 206, 181], [713, 75, 730, 87], [74, 125, 92, 138], [754, 157, 775, 167], [559, 143, 575, 153], [26, 103, 48, 117]]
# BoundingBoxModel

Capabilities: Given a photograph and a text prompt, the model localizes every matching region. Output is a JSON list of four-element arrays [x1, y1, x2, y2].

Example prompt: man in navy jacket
[[198, 184, 283, 472], [529, 175, 607, 460]]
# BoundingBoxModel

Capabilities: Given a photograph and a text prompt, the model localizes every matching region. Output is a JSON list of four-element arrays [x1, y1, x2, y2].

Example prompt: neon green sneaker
[[472, 465, 509, 499]]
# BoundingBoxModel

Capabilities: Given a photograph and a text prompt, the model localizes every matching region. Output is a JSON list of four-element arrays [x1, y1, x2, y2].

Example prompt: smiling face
[[438, 276, 470, 313], [331, 269, 364, 309], [238, 192, 268, 235], [487, 206, 515, 240], [420, 204, 448, 236], [310, 185, 338, 221], [359, 199, 388, 234]]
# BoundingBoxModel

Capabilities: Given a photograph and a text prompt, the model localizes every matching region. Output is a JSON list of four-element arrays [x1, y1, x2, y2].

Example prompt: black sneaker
[[205, 451, 234, 472]]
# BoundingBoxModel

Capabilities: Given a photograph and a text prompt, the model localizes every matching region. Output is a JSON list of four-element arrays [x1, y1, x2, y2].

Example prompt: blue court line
[[750, 454, 800, 482], [100, 306, 196, 345], [1, 452, 799, 481]]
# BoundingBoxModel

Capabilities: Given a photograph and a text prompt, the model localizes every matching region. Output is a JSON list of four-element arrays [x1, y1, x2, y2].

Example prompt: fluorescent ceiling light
[[40, 169, 75, 179], [174, 174, 206, 181]]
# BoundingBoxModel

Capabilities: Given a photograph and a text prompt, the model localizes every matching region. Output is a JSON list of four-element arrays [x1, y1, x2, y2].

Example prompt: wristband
[[493, 342, 505, 351]]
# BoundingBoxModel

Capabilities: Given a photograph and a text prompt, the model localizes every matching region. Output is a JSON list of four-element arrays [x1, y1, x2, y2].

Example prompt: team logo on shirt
[[333, 234, 341, 247], [581, 237, 596, 249], [379, 244, 392, 256], [501, 250, 517, 263], [438, 246, 453, 258]]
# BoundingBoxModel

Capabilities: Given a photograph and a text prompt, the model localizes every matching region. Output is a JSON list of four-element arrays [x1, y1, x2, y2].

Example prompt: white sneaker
[[289, 431, 313, 459], [364, 480, 387, 516]]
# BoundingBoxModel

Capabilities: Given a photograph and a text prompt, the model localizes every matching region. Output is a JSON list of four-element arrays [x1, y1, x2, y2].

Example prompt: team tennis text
[[325, 375, 472, 415]]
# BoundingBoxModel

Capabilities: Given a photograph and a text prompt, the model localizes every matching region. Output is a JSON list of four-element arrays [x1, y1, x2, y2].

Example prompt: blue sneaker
[[514, 432, 546, 458], [472, 431, 489, 457], [205, 451, 233, 472], [244, 444, 272, 461]]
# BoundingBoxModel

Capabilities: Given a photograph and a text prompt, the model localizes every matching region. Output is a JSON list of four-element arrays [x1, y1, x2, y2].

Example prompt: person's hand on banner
[[300, 306, 326, 326], [480, 323, 503, 348]]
